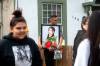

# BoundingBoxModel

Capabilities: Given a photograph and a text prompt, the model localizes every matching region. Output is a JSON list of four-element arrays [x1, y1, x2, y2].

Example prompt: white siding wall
[[67, 0, 87, 46], [15, 0, 38, 43]]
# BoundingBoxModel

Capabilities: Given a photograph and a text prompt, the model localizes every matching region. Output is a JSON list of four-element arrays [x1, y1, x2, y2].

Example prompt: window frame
[[42, 3, 63, 24]]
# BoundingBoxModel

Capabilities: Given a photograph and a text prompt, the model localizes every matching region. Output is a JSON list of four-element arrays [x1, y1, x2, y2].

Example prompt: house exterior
[[0, 0, 100, 66], [0, 0, 97, 46]]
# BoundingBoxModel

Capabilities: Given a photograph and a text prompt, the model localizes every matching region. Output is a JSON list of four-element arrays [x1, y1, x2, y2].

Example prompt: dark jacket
[[73, 30, 87, 65], [0, 33, 42, 66]]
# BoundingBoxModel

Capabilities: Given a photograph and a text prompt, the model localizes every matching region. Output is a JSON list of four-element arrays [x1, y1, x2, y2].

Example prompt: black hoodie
[[0, 33, 42, 66]]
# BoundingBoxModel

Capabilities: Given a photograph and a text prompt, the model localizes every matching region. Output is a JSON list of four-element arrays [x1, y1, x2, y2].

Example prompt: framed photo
[[41, 24, 60, 49]]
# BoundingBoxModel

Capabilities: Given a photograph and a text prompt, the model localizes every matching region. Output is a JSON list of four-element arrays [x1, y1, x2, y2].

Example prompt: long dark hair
[[88, 11, 100, 66]]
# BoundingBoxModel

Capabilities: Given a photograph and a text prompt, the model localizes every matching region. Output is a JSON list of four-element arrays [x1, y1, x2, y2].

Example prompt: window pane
[[52, 4, 56, 11], [57, 5, 61, 11], [43, 18, 47, 24], [58, 17, 61, 24], [52, 11, 56, 15], [43, 11, 47, 17], [48, 11, 52, 17], [57, 11, 61, 17], [48, 4, 51, 10], [43, 4, 47, 10]]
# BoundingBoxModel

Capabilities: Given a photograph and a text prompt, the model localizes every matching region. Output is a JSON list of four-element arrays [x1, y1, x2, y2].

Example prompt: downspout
[[14, 0, 16, 10], [1, 0, 3, 39], [14, 0, 19, 9]]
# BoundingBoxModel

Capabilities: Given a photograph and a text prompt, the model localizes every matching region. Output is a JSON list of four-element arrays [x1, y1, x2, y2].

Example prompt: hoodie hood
[[3, 33, 28, 43]]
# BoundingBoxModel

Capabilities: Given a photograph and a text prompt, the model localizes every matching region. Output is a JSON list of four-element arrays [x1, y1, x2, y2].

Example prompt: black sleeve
[[0, 40, 5, 66], [34, 43, 42, 66], [29, 38, 42, 66]]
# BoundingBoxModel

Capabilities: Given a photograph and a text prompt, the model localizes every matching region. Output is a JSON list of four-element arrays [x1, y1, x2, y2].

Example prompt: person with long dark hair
[[0, 10, 42, 66], [74, 11, 100, 66], [73, 16, 88, 65]]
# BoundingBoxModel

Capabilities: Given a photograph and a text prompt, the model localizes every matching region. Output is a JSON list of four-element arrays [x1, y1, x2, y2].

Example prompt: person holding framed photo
[[38, 15, 63, 66]]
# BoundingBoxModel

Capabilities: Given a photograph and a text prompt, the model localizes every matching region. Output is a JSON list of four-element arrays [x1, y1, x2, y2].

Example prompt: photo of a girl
[[45, 26, 57, 50], [41, 25, 60, 50]]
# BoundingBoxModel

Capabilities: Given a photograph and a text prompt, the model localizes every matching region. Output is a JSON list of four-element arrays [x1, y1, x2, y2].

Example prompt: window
[[42, 3, 62, 24]]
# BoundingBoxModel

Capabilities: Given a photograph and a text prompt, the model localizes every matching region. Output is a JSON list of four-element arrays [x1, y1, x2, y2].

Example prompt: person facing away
[[0, 10, 42, 66], [38, 15, 63, 66], [73, 16, 89, 65], [45, 26, 57, 50], [74, 11, 100, 66]]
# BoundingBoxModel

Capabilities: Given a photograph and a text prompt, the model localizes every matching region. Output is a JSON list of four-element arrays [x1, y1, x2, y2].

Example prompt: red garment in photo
[[45, 41, 52, 49], [45, 41, 57, 49]]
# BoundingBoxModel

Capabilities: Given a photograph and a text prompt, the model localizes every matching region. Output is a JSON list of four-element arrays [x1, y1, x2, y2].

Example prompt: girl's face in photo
[[11, 22, 28, 39], [48, 28, 54, 36]]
